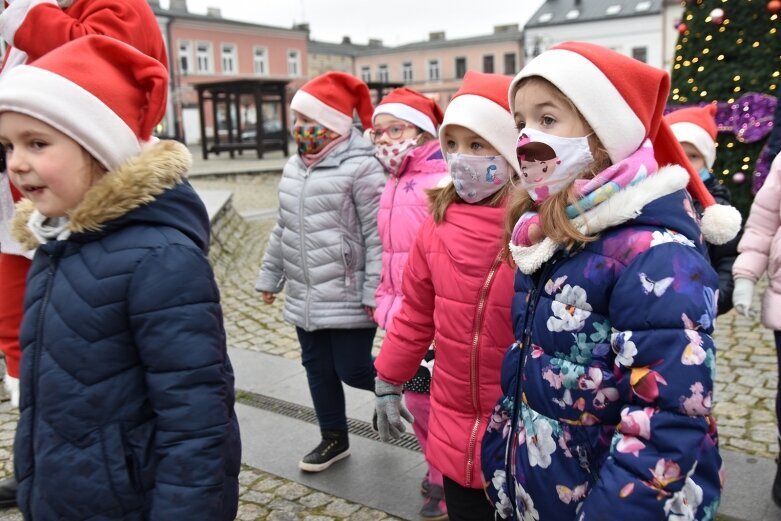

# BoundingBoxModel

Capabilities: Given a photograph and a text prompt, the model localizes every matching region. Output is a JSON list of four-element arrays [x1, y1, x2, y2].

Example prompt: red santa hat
[[510, 41, 740, 245], [439, 71, 521, 174], [290, 72, 373, 135], [0, 35, 168, 171], [665, 104, 718, 170], [373, 87, 444, 137]]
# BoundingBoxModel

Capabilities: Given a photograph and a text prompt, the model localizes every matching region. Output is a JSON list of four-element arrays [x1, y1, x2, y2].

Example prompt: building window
[[606, 4, 622, 15], [455, 57, 466, 79], [636, 1, 652, 11], [196, 41, 212, 73], [566, 9, 580, 20], [178, 40, 192, 75], [483, 55, 494, 73], [253, 46, 268, 75], [503, 53, 516, 75], [632, 46, 648, 63], [361, 65, 371, 82], [402, 62, 413, 83], [288, 49, 301, 77], [221, 43, 237, 74], [538, 12, 553, 23], [378, 64, 389, 83], [428, 59, 440, 81]]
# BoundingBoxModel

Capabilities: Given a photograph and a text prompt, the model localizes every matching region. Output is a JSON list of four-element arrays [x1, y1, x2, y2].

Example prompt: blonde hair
[[427, 179, 513, 224], [504, 77, 612, 250]]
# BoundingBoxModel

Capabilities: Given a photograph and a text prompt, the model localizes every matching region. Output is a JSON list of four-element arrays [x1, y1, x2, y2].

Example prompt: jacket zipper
[[29, 254, 58, 513], [300, 167, 312, 330], [505, 252, 562, 510], [465, 250, 503, 486]]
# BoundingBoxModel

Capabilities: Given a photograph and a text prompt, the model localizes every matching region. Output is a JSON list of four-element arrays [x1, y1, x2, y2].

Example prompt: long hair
[[427, 178, 514, 224], [504, 77, 612, 250]]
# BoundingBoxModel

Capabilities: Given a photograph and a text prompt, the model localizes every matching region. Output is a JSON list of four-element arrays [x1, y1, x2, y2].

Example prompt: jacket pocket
[[341, 236, 356, 288], [100, 422, 144, 512]]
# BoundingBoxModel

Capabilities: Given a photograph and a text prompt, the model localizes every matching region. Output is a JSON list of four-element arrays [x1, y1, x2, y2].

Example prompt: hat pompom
[[700, 203, 742, 245]]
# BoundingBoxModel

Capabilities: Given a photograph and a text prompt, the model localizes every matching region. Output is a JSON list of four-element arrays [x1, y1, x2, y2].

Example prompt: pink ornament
[[732, 172, 746, 184], [677, 22, 688, 34], [709, 8, 725, 24], [769, 0, 781, 13]]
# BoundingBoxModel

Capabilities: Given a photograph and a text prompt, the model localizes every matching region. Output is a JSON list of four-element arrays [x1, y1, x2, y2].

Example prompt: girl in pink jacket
[[371, 87, 449, 519], [733, 151, 781, 505], [373, 72, 520, 521]]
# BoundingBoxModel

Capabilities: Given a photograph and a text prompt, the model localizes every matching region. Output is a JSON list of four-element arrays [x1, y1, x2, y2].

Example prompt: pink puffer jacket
[[374, 139, 448, 329], [375, 201, 515, 488], [733, 152, 781, 330]]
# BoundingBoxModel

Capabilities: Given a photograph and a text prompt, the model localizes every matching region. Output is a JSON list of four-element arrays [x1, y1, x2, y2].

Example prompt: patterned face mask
[[516, 128, 594, 203], [292, 124, 330, 155], [373, 138, 418, 176], [447, 153, 510, 204]]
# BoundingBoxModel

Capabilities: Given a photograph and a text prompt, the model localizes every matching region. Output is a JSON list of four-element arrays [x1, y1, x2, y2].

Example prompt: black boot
[[0, 475, 17, 509], [298, 429, 350, 472]]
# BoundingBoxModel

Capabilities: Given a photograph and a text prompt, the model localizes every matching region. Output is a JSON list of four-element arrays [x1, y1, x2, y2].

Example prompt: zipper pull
[[576, 445, 591, 475]]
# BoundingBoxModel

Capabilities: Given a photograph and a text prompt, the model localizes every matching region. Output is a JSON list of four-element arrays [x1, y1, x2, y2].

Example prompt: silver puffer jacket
[[256, 128, 386, 331]]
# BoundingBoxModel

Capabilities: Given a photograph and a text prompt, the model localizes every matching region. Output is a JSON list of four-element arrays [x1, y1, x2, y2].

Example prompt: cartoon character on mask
[[517, 138, 562, 202]]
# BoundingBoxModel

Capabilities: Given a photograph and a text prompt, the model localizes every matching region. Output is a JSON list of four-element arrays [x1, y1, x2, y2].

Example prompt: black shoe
[[773, 458, 781, 508], [298, 430, 350, 472], [0, 476, 17, 509]]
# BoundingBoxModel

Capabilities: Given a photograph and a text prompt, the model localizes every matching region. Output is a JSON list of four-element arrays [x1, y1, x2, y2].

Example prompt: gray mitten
[[374, 378, 414, 442]]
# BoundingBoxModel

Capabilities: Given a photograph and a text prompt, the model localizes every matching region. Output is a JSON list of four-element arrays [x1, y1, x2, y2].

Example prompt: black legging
[[443, 476, 496, 521]]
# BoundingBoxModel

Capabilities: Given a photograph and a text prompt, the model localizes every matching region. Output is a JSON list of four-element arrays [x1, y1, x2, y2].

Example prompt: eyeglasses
[[369, 123, 418, 142]]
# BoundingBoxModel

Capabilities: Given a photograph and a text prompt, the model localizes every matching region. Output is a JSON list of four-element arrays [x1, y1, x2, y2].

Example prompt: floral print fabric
[[482, 186, 723, 520]]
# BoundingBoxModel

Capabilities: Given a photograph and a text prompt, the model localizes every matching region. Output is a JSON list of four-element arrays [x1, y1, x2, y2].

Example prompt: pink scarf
[[300, 134, 350, 168], [566, 139, 658, 218]]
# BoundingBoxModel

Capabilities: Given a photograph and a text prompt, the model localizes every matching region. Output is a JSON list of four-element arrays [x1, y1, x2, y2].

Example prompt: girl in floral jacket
[[481, 42, 741, 520]]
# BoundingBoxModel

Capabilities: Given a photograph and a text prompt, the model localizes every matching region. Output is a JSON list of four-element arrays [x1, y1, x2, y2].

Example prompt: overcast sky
[[160, 0, 546, 46]]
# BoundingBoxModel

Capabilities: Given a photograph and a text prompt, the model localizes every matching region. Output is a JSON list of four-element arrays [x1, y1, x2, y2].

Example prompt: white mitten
[[732, 278, 756, 318], [0, 0, 58, 46], [4, 375, 19, 409]]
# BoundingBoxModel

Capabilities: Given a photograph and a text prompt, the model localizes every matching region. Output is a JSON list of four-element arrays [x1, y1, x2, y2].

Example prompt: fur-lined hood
[[511, 165, 698, 274], [12, 140, 196, 251]]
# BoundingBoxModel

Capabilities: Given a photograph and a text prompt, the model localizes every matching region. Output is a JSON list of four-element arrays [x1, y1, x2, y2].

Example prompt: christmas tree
[[669, 0, 780, 215]]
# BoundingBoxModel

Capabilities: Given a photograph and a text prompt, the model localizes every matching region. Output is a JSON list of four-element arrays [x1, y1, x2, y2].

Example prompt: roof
[[355, 29, 523, 57], [526, 0, 662, 28], [308, 39, 376, 57], [150, 5, 307, 35]]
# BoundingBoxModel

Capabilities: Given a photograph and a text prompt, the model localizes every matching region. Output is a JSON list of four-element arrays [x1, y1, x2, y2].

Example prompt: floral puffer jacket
[[482, 167, 723, 521]]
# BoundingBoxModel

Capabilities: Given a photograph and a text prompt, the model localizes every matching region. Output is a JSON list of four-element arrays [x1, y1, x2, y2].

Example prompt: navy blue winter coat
[[11, 141, 241, 520], [482, 166, 723, 520]]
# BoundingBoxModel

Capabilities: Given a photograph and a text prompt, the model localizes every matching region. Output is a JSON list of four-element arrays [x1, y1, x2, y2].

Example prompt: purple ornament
[[666, 92, 778, 193]]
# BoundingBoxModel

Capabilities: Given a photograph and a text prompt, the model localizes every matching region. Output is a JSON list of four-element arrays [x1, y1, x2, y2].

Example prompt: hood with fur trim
[[511, 165, 701, 274], [11, 140, 208, 253]]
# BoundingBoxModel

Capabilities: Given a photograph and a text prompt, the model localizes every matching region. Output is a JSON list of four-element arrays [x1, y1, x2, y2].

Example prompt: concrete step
[[228, 346, 781, 521]]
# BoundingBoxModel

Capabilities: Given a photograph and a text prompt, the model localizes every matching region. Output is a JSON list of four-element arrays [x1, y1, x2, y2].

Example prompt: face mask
[[516, 128, 594, 203], [374, 138, 418, 176], [292, 124, 330, 155], [447, 153, 511, 204], [698, 167, 712, 182]]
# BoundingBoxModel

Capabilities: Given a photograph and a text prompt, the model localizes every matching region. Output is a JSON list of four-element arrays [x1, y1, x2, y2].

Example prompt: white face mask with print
[[374, 138, 418, 176], [516, 128, 594, 203], [447, 153, 510, 204]]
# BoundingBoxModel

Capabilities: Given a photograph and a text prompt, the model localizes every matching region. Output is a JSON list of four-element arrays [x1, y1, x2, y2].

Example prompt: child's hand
[[261, 291, 276, 304], [364, 306, 375, 320]]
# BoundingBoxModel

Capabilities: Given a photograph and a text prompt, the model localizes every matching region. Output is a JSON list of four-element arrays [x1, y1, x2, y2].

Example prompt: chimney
[[169, 0, 188, 13], [493, 24, 519, 34], [429, 31, 445, 41], [294, 23, 310, 32], [206, 6, 221, 17], [342, 36, 352, 44], [147, 0, 160, 7], [368, 38, 383, 48]]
